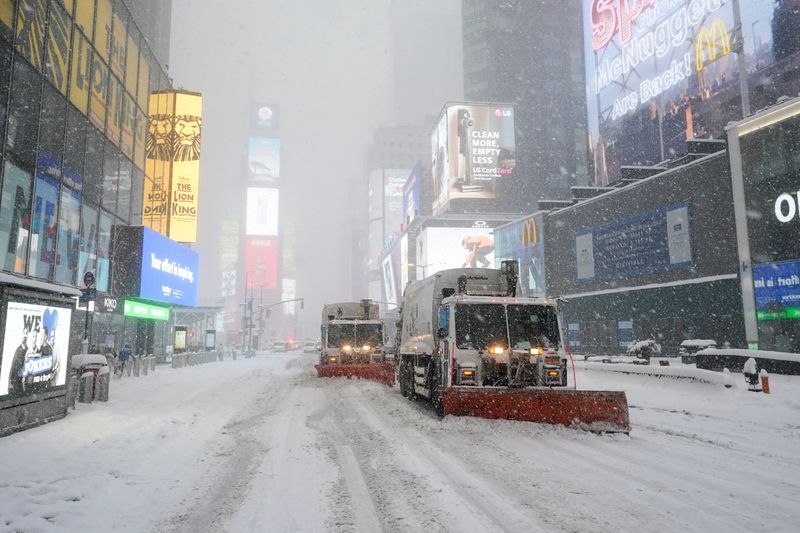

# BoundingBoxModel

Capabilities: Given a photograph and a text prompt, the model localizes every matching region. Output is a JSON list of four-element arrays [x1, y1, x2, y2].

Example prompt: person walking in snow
[[117, 344, 133, 377]]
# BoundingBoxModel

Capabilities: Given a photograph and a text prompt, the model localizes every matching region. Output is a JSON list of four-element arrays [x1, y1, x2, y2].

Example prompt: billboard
[[251, 102, 280, 133], [123, 300, 170, 320], [248, 137, 280, 183], [431, 103, 515, 214], [583, 0, 800, 184], [0, 301, 72, 398], [494, 214, 547, 297], [246, 188, 279, 236], [282, 278, 296, 314], [140, 227, 200, 306], [416, 225, 495, 278], [245, 238, 278, 290], [385, 170, 409, 238], [403, 164, 421, 226], [753, 260, 800, 320], [144, 91, 203, 242], [575, 203, 692, 282]]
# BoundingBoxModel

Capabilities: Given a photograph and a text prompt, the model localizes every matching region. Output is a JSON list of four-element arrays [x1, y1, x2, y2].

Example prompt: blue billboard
[[139, 227, 199, 306], [494, 213, 546, 297], [402, 164, 421, 225], [753, 260, 800, 311], [575, 203, 692, 282]]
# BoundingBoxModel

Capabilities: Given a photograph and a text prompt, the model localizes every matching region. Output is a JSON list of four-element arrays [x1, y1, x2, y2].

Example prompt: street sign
[[78, 287, 97, 304]]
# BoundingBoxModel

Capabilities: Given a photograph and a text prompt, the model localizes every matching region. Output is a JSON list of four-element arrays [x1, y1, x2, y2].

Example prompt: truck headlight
[[328, 356, 338, 363], [342, 345, 352, 353], [362, 344, 371, 352], [530, 347, 543, 355], [489, 345, 504, 355]]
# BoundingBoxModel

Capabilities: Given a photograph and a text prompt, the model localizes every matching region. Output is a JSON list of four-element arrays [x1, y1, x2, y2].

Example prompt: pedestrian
[[118, 343, 133, 377]]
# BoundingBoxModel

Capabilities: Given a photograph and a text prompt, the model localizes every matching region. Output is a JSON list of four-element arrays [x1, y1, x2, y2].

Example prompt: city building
[[462, 0, 590, 205], [0, 0, 178, 435]]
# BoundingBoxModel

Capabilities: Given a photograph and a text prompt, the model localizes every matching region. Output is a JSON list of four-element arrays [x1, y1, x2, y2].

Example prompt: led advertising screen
[[431, 103, 516, 214], [416, 226, 495, 278], [140, 227, 200, 306], [0, 301, 72, 398], [174, 328, 187, 351], [282, 278, 296, 314], [753, 260, 800, 320], [385, 170, 409, 238], [245, 238, 278, 290], [403, 164, 421, 225], [248, 137, 281, 183], [494, 214, 547, 297], [583, 0, 800, 184], [251, 102, 280, 133], [382, 255, 398, 309], [246, 187, 279, 236]]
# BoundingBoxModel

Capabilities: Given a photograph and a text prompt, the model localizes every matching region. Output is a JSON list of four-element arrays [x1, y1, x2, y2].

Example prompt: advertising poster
[[384, 170, 409, 237], [174, 328, 187, 351], [139, 227, 200, 306], [403, 164, 421, 225], [205, 330, 216, 350], [245, 238, 278, 290], [494, 215, 546, 297], [583, 0, 798, 184], [0, 301, 72, 398], [432, 103, 516, 214], [416, 226, 495, 278], [400, 234, 409, 293], [282, 278, 296, 314], [575, 203, 692, 282], [246, 187, 279, 236], [382, 255, 398, 308], [248, 137, 281, 183], [219, 216, 240, 272], [753, 260, 800, 320]]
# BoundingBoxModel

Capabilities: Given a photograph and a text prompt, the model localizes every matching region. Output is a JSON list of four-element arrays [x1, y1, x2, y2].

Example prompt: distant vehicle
[[302, 340, 317, 353], [270, 341, 288, 353]]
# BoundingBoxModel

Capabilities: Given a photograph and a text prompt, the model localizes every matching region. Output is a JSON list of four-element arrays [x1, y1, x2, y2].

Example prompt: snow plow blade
[[442, 388, 630, 433], [315, 363, 395, 386]]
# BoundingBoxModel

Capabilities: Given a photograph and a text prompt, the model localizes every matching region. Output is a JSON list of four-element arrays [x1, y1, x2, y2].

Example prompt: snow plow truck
[[396, 261, 630, 432], [315, 300, 395, 385]]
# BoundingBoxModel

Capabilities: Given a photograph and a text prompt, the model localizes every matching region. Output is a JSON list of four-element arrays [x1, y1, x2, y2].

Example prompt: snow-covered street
[[1, 353, 799, 532]]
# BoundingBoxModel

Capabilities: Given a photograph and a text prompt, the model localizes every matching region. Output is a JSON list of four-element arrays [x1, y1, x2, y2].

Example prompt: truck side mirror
[[437, 328, 448, 339]]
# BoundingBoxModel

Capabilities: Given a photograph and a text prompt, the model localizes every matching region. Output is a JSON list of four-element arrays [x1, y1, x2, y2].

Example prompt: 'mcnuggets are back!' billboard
[[583, 0, 800, 184], [431, 103, 516, 215]]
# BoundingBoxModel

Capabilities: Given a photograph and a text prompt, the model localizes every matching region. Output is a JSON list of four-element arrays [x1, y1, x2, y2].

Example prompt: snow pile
[[577, 360, 734, 387]]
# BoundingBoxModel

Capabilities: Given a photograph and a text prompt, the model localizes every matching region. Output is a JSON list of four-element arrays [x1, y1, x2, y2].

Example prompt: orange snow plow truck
[[396, 261, 630, 432], [315, 300, 395, 386]]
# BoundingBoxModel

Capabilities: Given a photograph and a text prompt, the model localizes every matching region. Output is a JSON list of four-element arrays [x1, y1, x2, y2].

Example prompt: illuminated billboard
[[494, 213, 547, 297], [416, 225, 495, 278], [403, 164, 421, 225], [282, 278, 296, 314], [246, 188, 279, 236], [144, 91, 203, 243], [248, 137, 280, 183], [251, 102, 280, 133], [0, 301, 72, 399], [583, 0, 800, 184], [245, 238, 278, 290], [431, 103, 515, 214]]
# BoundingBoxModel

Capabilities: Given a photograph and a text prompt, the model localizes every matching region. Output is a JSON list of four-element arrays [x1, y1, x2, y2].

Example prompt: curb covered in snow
[[577, 361, 735, 387]]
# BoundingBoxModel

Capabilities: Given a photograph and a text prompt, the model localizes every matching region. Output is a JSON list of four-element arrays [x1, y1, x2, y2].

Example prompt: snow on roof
[[680, 339, 717, 347], [697, 348, 800, 364]]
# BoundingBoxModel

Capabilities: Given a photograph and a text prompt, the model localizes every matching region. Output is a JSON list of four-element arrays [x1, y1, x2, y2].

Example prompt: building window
[[0, 40, 12, 152], [38, 83, 67, 174], [84, 127, 104, 203], [79, 201, 98, 282], [96, 210, 111, 292], [28, 173, 59, 280], [5, 57, 42, 170], [116, 158, 132, 221], [130, 167, 143, 224], [0, 161, 32, 273], [55, 186, 80, 284], [102, 140, 119, 211], [64, 105, 87, 191]]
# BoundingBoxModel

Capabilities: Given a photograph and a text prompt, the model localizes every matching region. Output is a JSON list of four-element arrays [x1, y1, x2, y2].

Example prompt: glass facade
[[0, 0, 171, 292]]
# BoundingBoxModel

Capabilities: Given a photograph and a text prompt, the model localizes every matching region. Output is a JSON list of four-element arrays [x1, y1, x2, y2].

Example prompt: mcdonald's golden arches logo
[[520, 218, 539, 247], [695, 19, 731, 73]]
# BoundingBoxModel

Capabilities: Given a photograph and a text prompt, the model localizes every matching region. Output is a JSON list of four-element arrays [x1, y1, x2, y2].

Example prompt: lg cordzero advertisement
[[246, 188, 279, 237], [245, 238, 278, 290], [431, 103, 516, 214], [583, 0, 800, 184], [416, 226, 495, 278], [0, 301, 72, 398], [248, 137, 281, 183], [140, 227, 200, 306]]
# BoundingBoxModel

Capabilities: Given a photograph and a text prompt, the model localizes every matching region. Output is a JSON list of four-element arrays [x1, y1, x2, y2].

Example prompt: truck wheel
[[399, 356, 415, 399], [429, 359, 444, 417]]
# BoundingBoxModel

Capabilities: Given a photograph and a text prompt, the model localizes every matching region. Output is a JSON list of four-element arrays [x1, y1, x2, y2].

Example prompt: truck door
[[438, 306, 450, 386]]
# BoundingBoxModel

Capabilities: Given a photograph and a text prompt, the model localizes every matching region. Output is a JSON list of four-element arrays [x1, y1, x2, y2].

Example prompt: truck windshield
[[455, 304, 508, 350], [327, 324, 355, 348], [355, 324, 383, 346], [506, 305, 560, 350]]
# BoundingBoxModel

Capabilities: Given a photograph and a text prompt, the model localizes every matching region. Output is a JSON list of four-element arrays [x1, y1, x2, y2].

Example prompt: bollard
[[172, 355, 178, 369], [218, 351, 223, 362], [133, 357, 141, 377], [125, 360, 132, 376], [78, 371, 95, 403], [150, 356, 156, 372], [95, 367, 110, 401], [67, 374, 79, 409], [142, 356, 149, 376], [760, 369, 770, 394]]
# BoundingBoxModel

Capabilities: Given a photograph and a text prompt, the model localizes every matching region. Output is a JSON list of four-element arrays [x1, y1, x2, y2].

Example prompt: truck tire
[[429, 357, 444, 417], [399, 356, 415, 400]]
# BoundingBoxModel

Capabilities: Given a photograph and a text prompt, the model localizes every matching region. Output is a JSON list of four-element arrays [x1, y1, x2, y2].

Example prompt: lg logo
[[494, 108, 512, 117], [774, 192, 800, 223]]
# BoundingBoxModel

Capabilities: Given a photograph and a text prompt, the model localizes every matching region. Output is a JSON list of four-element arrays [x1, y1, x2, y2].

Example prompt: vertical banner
[[144, 91, 203, 242], [245, 238, 278, 289]]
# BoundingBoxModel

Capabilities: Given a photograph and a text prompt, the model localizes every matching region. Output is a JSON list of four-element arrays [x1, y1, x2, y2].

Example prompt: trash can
[[70, 354, 110, 404]]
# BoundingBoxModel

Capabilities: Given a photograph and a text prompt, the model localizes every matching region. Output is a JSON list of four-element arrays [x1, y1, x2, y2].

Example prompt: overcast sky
[[169, 0, 460, 336]]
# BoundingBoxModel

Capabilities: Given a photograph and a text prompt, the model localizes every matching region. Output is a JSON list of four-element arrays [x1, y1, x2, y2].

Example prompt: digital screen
[[583, 0, 799, 184], [248, 137, 280, 183], [494, 214, 546, 297], [245, 238, 278, 290], [753, 260, 800, 320], [246, 187, 279, 236], [174, 329, 187, 351], [416, 226, 495, 278], [403, 164, 421, 225], [139, 227, 199, 306], [0, 301, 72, 398], [432, 103, 516, 214], [123, 300, 170, 320], [282, 278, 296, 314], [251, 102, 280, 133]]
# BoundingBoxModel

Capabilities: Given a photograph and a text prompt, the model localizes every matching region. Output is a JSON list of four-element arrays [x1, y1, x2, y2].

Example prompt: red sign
[[245, 238, 278, 289]]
